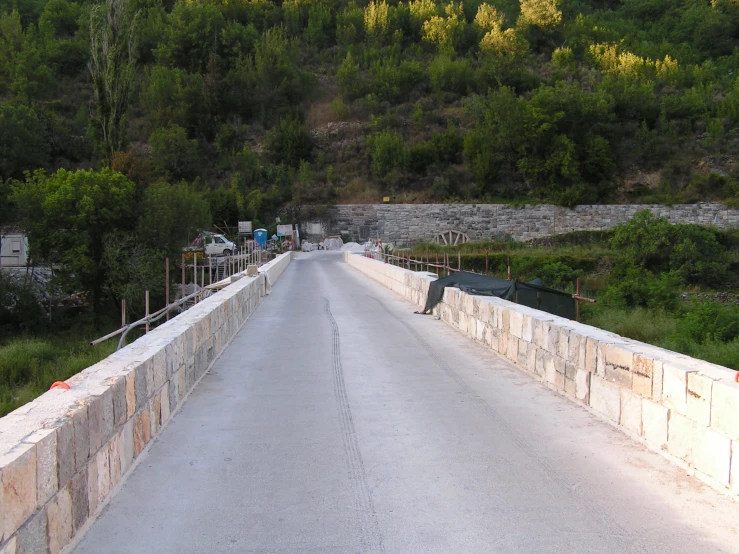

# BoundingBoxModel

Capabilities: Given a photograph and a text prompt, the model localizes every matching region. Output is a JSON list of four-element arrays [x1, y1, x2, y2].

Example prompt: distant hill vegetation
[[1, 0, 738, 225]]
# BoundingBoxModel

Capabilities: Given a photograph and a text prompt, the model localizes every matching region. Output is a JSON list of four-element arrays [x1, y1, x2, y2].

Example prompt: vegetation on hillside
[[0, 0, 737, 216]]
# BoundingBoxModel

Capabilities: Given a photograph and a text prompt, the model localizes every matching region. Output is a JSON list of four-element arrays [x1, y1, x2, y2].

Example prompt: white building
[[0, 232, 29, 267]]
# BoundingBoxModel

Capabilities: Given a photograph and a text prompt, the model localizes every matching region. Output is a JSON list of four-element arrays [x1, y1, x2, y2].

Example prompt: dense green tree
[[0, 103, 49, 180], [154, 1, 224, 72], [263, 116, 313, 167], [89, 0, 140, 160], [11, 168, 136, 317], [369, 129, 407, 177], [149, 124, 203, 182]]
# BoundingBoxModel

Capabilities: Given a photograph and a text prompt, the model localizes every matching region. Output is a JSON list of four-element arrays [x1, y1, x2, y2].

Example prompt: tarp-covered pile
[[421, 271, 575, 320]]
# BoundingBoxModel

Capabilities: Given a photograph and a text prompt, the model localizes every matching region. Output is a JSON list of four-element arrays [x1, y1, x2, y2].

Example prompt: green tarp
[[421, 271, 576, 320]]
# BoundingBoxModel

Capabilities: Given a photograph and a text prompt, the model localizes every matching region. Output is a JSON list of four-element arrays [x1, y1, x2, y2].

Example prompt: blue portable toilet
[[254, 228, 268, 249]]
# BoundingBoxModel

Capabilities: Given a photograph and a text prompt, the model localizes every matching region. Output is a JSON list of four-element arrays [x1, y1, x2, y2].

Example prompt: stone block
[[557, 329, 569, 360], [15, 507, 47, 554], [532, 320, 544, 348], [575, 369, 590, 404], [47, 485, 72, 554], [71, 405, 89, 470], [662, 364, 694, 416], [686, 372, 713, 427], [134, 362, 148, 412], [111, 377, 127, 429], [565, 363, 577, 381], [150, 395, 162, 437], [1, 443, 37, 541], [87, 395, 103, 456], [521, 316, 533, 342], [667, 412, 697, 464], [55, 420, 74, 488], [509, 311, 523, 339], [93, 449, 110, 513], [160, 384, 170, 426], [516, 339, 528, 368], [70, 467, 88, 533], [693, 427, 731, 486], [590, 376, 621, 423], [544, 354, 556, 386], [506, 334, 518, 363], [652, 361, 664, 402], [564, 378, 576, 397], [108, 435, 121, 491], [546, 325, 559, 356], [642, 399, 668, 449], [125, 371, 135, 422], [710, 380, 739, 441], [526, 345, 537, 374], [620, 389, 642, 435], [567, 333, 581, 366], [133, 409, 151, 457], [120, 419, 134, 476], [585, 338, 598, 373], [535, 349, 546, 377], [632, 355, 653, 398], [25, 429, 58, 509]]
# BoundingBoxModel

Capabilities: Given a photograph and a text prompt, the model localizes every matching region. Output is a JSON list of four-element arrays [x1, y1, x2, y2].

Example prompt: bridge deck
[[73, 253, 738, 554]]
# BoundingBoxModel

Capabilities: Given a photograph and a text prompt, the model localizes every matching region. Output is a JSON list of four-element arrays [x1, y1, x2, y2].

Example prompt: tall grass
[[0, 338, 115, 417]]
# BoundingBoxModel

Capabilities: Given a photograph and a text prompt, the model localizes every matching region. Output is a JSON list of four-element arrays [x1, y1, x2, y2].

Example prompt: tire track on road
[[324, 298, 385, 554]]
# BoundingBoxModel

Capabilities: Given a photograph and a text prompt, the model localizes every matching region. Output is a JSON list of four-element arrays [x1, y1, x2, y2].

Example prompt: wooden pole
[[507, 256, 511, 280], [209, 256, 212, 285], [576, 278, 581, 322], [426, 249, 429, 272], [165, 258, 170, 322], [121, 299, 126, 328], [201, 267, 205, 301], [436, 252, 439, 275], [485, 249, 489, 275], [145, 290, 150, 333], [458, 251, 461, 272], [194, 254, 198, 302], [181, 254, 185, 304]]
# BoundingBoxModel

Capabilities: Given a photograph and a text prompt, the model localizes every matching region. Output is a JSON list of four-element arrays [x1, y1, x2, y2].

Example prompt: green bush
[[369, 129, 407, 176], [263, 116, 313, 168], [428, 55, 474, 94]]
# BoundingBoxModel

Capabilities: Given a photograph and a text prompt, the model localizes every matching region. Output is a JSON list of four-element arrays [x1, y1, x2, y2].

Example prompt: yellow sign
[[383, 196, 390, 203]]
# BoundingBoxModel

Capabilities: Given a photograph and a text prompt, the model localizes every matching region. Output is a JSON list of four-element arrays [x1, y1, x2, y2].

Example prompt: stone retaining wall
[[327, 203, 739, 243], [344, 253, 739, 497], [0, 252, 292, 554]]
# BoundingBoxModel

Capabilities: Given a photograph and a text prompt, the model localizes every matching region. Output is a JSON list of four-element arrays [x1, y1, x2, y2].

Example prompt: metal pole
[[436, 252, 439, 274], [194, 254, 198, 302], [201, 267, 205, 300], [165, 258, 170, 321], [576, 278, 581, 322], [121, 299, 126, 328], [181, 254, 185, 303], [145, 290, 149, 333], [209, 256, 212, 285]]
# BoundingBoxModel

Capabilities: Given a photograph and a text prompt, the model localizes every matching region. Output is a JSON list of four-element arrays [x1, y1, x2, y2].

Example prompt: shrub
[[368, 129, 407, 176], [428, 55, 474, 94]]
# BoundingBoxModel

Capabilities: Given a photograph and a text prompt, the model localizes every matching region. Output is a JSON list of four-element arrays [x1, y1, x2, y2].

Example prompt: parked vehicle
[[184, 232, 235, 257]]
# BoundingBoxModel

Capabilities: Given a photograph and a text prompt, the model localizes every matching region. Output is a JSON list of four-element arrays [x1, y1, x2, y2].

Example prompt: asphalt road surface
[[73, 252, 739, 554]]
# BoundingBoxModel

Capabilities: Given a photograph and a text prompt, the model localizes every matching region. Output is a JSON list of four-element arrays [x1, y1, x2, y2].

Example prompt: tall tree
[[88, 0, 139, 161]]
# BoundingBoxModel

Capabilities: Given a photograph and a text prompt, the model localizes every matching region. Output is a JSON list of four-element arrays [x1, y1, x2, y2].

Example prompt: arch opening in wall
[[433, 230, 469, 246]]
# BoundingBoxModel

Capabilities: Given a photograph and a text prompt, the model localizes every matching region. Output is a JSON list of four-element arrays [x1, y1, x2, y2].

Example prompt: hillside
[[0, 0, 738, 227]]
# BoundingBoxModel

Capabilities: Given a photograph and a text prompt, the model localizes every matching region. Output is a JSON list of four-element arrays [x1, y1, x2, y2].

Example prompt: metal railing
[[90, 249, 276, 350]]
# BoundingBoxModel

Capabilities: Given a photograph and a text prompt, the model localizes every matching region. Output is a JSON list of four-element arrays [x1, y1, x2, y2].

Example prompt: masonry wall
[[344, 253, 739, 497], [0, 252, 292, 554], [328, 203, 739, 243]]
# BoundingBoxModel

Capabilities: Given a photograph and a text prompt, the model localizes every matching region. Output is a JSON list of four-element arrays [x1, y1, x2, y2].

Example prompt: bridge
[[1, 252, 738, 554]]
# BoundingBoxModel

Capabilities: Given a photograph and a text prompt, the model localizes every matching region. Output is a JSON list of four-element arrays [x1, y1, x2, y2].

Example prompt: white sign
[[238, 221, 252, 233], [276, 224, 293, 237]]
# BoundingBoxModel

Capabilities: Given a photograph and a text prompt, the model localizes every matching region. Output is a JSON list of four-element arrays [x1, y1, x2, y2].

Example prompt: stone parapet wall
[[344, 253, 739, 497], [329, 203, 739, 243], [0, 252, 292, 554]]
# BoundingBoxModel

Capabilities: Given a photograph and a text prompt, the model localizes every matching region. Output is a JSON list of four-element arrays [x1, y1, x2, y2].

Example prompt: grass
[[0, 337, 115, 416]]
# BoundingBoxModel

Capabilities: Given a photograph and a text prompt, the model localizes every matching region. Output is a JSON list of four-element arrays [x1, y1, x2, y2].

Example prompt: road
[[73, 252, 739, 554]]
